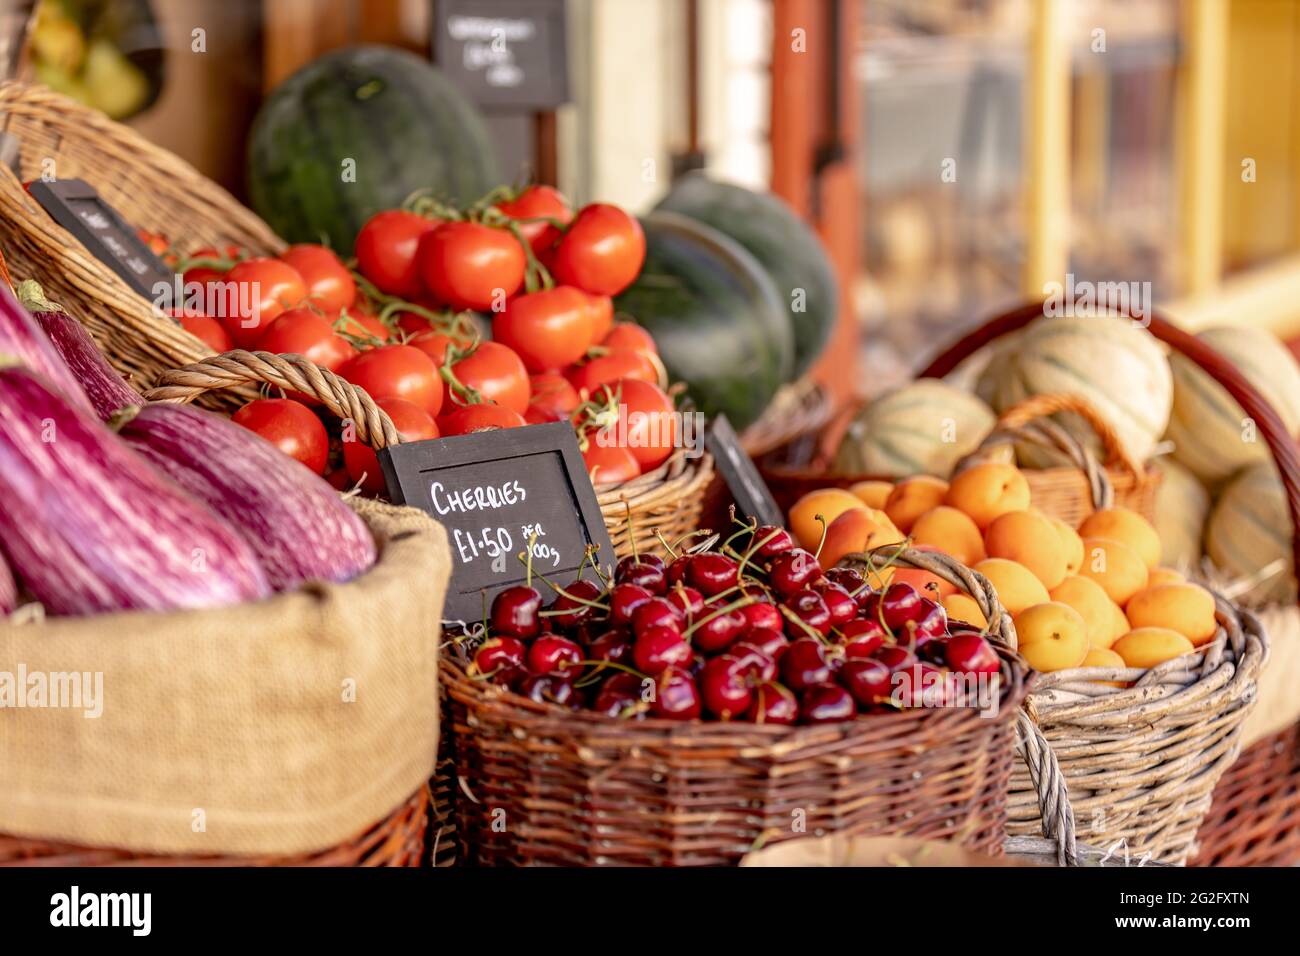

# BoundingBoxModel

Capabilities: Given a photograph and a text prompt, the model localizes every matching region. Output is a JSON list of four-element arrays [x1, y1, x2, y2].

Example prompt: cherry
[[780, 637, 833, 691], [665, 555, 693, 587], [800, 683, 857, 723], [610, 582, 654, 626], [687, 652, 708, 678], [783, 588, 832, 638], [744, 681, 799, 724], [616, 552, 664, 579], [823, 566, 866, 593], [738, 626, 790, 662], [691, 601, 747, 653], [616, 558, 667, 594], [632, 596, 683, 637], [666, 584, 705, 621], [878, 582, 924, 632], [874, 644, 918, 673], [548, 579, 603, 630], [633, 626, 692, 675], [729, 641, 778, 681], [841, 618, 888, 657], [526, 634, 584, 677], [699, 655, 754, 719], [687, 552, 739, 597], [593, 672, 647, 718], [917, 662, 957, 707], [489, 585, 543, 639], [816, 582, 858, 627], [588, 629, 634, 666], [750, 525, 795, 559], [741, 601, 783, 634], [651, 667, 702, 720], [472, 636, 527, 685], [839, 658, 893, 707], [945, 632, 1000, 675], [517, 674, 581, 708], [768, 548, 821, 597]]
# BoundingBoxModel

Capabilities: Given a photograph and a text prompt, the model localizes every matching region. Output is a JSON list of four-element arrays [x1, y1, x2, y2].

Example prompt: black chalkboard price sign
[[433, 0, 569, 109], [379, 421, 615, 624], [705, 415, 784, 529], [27, 179, 173, 300]]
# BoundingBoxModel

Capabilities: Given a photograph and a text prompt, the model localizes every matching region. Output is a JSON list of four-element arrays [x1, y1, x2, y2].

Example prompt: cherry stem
[[736, 526, 782, 583], [812, 513, 830, 563], [582, 544, 611, 588], [653, 528, 679, 559], [778, 602, 831, 645], [683, 594, 759, 639], [573, 658, 649, 688]]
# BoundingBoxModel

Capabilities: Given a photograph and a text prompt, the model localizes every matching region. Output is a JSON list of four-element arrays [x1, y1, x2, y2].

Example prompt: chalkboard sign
[[379, 421, 614, 624], [705, 415, 784, 529], [27, 179, 172, 300], [433, 0, 569, 109]]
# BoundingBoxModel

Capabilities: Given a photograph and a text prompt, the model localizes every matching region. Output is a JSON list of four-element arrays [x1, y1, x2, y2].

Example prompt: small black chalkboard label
[[27, 179, 173, 300], [379, 421, 614, 624], [434, 0, 569, 109], [705, 415, 784, 529]]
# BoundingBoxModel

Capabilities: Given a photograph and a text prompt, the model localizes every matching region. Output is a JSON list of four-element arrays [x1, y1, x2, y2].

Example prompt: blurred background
[[8, 0, 1300, 403]]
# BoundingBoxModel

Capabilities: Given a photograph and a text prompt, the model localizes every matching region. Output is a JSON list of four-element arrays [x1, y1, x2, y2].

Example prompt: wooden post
[[1179, 0, 1228, 296], [1023, 0, 1070, 298]]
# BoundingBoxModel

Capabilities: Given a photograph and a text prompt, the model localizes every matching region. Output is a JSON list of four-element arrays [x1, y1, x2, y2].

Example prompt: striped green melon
[[834, 379, 996, 478], [996, 315, 1172, 462], [1153, 459, 1210, 570], [1165, 326, 1300, 487], [1206, 461, 1296, 605]]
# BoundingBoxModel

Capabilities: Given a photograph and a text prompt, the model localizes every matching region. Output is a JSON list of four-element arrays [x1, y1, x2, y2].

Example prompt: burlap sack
[[1240, 603, 1300, 749], [0, 497, 448, 857]]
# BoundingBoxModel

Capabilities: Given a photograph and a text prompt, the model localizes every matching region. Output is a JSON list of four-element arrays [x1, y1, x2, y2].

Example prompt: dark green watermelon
[[247, 45, 498, 254], [655, 174, 838, 379], [615, 212, 793, 430]]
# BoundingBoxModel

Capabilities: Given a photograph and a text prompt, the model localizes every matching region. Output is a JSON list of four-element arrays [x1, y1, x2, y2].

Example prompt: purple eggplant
[[0, 363, 270, 615], [18, 280, 143, 420], [115, 403, 376, 591], [0, 553, 15, 616], [0, 281, 89, 410]]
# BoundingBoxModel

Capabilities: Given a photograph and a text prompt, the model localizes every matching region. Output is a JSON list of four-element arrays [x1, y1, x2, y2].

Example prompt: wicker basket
[[0, 81, 284, 394], [739, 379, 833, 459], [960, 393, 1160, 527], [1, 788, 430, 867], [437, 547, 1083, 867]]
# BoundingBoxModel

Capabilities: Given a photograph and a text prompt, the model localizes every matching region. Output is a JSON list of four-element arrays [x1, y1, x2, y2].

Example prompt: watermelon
[[656, 174, 837, 379], [614, 212, 793, 429], [247, 45, 499, 254]]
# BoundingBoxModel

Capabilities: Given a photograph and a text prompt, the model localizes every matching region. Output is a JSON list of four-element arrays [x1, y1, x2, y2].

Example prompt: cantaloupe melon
[[1206, 462, 1296, 604], [834, 379, 995, 479], [994, 316, 1172, 462], [1153, 459, 1209, 570], [1165, 327, 1300, 487]]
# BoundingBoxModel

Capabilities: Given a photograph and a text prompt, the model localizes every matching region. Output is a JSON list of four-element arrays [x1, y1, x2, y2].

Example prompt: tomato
[[438, 402, 526, 436], [279, 244, 356, 312], [492, 285, 593, 372], [528, 373, 580, 417], [333, 308, 391, 344], [340, 344, 443, 417], [582, 441, 641, 485], [409, 330, 470, 370], [567, 349, 658, 394], [231, 398, 329, 474], [585, 293, 614, 342], [182, 244, 242, 290], [551, 204, 645, 296], [590, 378, 676, 470], [173, 312, 232, 353], [601, 321, 657, 356], [496, 185, 572, 254], [257, 307, 357, 372], [222, 258, 307, 348], [137, 229, 170, 258], [355, 209, 437, 298], [343, 397, 438, 494], [447, 341, 529, 414], [417, 222, 526, 312], [393, 299, 447, 337]]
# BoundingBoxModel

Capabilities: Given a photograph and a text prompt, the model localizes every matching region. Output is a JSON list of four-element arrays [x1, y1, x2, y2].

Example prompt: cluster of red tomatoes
[[150, 185, 679, 492]]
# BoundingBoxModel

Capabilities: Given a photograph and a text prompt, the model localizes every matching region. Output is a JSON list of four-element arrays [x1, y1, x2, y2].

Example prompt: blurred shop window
[[697, 0, 772, 190]]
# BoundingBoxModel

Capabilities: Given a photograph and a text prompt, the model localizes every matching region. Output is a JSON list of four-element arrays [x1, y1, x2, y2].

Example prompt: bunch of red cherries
[[468, 526, 1003, 723]]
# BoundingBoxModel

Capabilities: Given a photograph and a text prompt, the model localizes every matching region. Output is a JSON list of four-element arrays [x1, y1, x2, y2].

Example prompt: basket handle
[[995, 393, 1145, 478], [142, 349, 401, 450], [920, 302, 1300, 606]]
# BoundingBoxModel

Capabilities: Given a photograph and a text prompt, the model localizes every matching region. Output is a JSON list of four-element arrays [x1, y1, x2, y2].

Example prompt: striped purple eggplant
[[115, 403, 376, 591], [0, 281, 89, 410], [0, 552, 15, 616], [18, 280, 143, 420], [0, 364, 270, 615]]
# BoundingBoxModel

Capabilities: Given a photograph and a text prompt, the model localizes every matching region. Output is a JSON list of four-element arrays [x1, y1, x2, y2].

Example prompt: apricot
[[983, 510, 1069, 589], [1078, 537, 1149, 606], [1078, 508, 1162, 570], [789, 488, 866, 550], [1014, 602, 1090, 671], [890, 544, 957, 600], [1050, 516, 1085, 576], [942, 592, 988, 629], [1049, 574, 1122, 649], [1081, 647, 1128, 686], [1113, 627, 1196, 669], [944, 462, 1031, 530], [848, 479, 895, 510], [1146, 567, 1185, 589], [819, 506, 905, 571], [884, 476, 949, 534], [911, 506, 986, 566], [1126, 583, 1218, 647], [1107, 600, 1132, 644], [974, 558, 1051, 617]]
